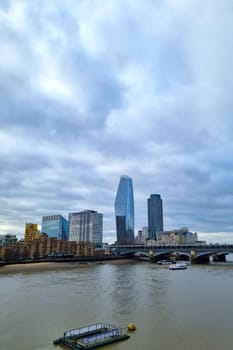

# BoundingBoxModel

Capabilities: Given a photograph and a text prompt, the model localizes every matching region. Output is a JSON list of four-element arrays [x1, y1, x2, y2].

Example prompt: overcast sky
[[1, 0, 233, 243]]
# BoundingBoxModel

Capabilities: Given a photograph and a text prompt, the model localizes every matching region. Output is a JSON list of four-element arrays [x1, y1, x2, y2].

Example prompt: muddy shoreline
[[0, 258, 137, 274]]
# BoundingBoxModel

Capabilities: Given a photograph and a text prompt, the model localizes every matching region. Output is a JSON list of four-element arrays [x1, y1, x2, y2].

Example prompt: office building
[[114, 175, 134, 243], [41, 215, 68, 240], [156, 228, 198, 245], [147, 194, 164, 240], [142, 226, 148, 240], [24, 223, 41, 243], [68, 210, 103, 245], [0, 234, 17, 246]]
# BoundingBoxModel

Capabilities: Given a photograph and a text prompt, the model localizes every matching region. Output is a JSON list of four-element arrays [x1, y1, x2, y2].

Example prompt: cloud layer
[[1, 0, 233, 243]]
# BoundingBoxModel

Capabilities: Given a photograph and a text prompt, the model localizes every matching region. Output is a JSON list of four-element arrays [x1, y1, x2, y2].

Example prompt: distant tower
[[68, 210, 103, 245], [114, 175, 134, 243], [147, 194, 164, 240], [41, 215, 68, 240]]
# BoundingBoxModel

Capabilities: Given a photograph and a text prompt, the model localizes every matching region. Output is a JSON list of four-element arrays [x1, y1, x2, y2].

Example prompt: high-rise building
[[68, 210, 103, 245], [142, 226, 148, 240], [24, 223, 41, 243], [114, 175, 134, 243], [147, 194, 164, 240], [41, 215, 68, 240]]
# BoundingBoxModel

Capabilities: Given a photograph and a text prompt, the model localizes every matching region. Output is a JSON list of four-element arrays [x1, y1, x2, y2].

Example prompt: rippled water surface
[[1, 261, 233, 350]]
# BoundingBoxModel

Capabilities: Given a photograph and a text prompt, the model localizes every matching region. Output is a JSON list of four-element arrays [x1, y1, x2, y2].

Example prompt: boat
[[169, 262, 187, 270], [157, 260, 174, 265], [53, 322, 130, 349]]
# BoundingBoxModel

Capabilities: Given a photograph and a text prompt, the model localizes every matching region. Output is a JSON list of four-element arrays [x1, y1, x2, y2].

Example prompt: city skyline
[[1, 171, 233, 244], [1, 1, 233, 244]]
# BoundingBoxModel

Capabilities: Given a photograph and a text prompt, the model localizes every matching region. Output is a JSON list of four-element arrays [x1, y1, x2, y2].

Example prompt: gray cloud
[[1, 0, 233, 243]]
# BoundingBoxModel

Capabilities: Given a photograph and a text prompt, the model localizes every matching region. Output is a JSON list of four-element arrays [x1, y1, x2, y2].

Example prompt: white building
[[68, 210, 103, 245], [136, 227, 149, 244], [146, 228, 198, 246]]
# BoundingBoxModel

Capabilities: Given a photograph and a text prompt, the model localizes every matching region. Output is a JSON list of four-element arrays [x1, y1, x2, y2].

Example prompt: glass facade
[[68, 210, 103, 245], [147, 194, 164, 240], [114, 175, 134, 243], [41, 215, 68, 240]]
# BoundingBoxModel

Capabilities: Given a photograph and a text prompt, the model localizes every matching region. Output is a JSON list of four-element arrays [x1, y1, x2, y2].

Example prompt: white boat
[[169, 262, 187, 270]]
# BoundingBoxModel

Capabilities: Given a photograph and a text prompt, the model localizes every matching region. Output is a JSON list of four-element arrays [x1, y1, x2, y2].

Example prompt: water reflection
[[110, 264, 137, 315]]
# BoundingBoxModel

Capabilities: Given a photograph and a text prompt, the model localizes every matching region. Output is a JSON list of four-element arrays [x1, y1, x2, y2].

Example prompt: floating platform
[[53, 322, 130, 349]]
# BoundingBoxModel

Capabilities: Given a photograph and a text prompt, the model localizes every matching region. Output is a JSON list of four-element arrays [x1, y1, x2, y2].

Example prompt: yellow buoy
[[128, 323, 136, 331]]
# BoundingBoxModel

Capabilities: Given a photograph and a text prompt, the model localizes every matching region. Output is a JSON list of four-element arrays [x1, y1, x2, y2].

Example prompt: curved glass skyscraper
[[114, 175, 134, 243]]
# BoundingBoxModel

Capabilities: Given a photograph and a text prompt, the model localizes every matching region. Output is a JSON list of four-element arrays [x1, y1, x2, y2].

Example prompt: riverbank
[[0, 258, 135, 274]]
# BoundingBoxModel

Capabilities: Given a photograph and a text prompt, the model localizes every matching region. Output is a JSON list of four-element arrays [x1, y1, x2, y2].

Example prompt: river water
[[1, 260, 233, 350]]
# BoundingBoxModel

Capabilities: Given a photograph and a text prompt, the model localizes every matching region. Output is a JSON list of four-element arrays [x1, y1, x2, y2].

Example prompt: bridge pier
[[149, 250, 155, 263]]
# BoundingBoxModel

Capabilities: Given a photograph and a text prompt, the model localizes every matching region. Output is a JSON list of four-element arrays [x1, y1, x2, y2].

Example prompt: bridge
[[110, 244, 233, 264]]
